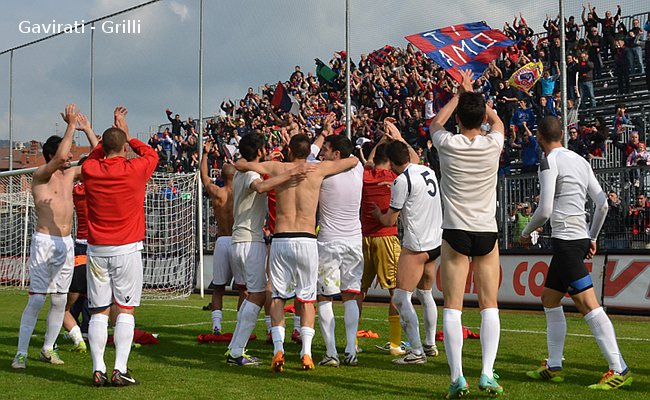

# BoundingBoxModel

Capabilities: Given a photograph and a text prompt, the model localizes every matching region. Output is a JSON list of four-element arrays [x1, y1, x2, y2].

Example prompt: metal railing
[[498, 166, 650, 250]]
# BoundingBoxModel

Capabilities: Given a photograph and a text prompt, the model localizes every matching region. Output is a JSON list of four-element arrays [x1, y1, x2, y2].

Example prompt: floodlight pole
[[197, 0, 205, 298], [345, 0, 351, 139], [559, 0, 568, 148], [9, 50, 14, 171], [90, 23, 95, 126]]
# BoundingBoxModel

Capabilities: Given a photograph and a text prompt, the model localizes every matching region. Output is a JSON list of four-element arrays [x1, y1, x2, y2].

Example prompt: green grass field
[[0, 290, 647, 399]]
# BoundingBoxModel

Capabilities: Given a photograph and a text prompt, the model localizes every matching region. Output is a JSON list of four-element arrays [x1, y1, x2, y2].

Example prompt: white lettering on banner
[[449, 25, 461, 37], [437, 50, 459, 67], [423, 31, 444, 44], [471, 32, 498, 49]]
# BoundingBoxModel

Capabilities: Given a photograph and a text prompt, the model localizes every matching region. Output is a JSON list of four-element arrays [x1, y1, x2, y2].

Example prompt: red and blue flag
[[406, 22, 516, 83]]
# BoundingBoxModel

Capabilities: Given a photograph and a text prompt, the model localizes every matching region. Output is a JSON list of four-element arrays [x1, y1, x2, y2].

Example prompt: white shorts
[[212, 236, 234, 286], [230, 241, 266, 293], [86, 246, 143, 310], [27, 232, 74, 294], [317, 239, 363, 296], [269, 235, 318, 302]]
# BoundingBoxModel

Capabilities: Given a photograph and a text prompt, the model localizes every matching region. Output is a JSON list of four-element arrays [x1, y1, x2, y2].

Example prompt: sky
[[0, 0, 647, 143]]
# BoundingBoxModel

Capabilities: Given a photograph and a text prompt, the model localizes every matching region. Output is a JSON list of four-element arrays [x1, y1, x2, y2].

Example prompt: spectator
[[613, 39, 630, 95], [165, 108, 183, 135], [592, 4, 621, 60], [585, 26, 603, 79], [577, 52, 596, 108], [626, 142, 649, 167], [510, 99, 536, 135], [565, 15, 580, 51], [539, 70, 559, 98], [645, 14, 650, 91], [511, 202, 538, 247], [566, 54, 579, 101], [626, 18, 645, 74], [519, 122, 539, 173], [568, 126, 590, 159], [612, 130, 640, 167], [603, 191, 627, 249], [627, 193, 650, 249]]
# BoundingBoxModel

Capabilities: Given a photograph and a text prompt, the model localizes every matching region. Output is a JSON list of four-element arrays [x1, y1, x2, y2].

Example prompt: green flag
[[315, 58, 338, 83]]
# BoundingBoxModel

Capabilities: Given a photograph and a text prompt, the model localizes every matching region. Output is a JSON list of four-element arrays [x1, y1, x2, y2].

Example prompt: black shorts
[[69, 265, 87, 294], [70, 242, 88, 294], [442, 230, 498, 257], [425, 246, 441, 263], [546, 238, 593, 295]]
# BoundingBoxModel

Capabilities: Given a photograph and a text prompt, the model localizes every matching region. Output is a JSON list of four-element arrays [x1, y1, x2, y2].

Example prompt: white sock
[[17, 294, 46, 356], [415, 289, 438, 346], [584, 307, 626, 373], [480, 308, 500, 378], [443, 308, 464, 383], [393, 289, 423, 354], [343, 300, 360, 356], [294, 315, 301, 331], [69, 325, 84, 345], [300, 326, 315, 357], [43, 293, 67, 351], [228, 300, 247, 350], [113, 313, 135, 373], [230, 302, 261, 358], [211, 310, 223, 332], [89, 313, 109, 373], [271, 326, 285, 354], [318, 301, 337, 357], [544, 306, 566, 370], [265, 315, 272, 333]]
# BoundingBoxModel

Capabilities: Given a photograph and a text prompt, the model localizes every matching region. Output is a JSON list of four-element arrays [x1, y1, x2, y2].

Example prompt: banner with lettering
[[405, 22, 517, 83]]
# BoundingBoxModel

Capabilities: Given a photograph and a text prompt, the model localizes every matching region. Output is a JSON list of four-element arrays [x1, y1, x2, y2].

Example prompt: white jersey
[[389, 163, 442, 252], [522, 147, 608, 241], [318, 162, 363, 242], [432, 128, 504, 232], [232, 171, 267, 243]]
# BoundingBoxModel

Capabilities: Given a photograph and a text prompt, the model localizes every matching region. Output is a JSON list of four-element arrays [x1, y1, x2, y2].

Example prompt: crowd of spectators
[[150, 5, 649, 249]]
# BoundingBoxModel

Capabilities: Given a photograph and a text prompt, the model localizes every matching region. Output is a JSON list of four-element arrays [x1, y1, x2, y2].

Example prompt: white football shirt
[[318, 162, 364, 242], [432, 129, 504, 232], [232, 171, 267, 243], [522, 147, 608, 241], [389, 163, 443, 252]]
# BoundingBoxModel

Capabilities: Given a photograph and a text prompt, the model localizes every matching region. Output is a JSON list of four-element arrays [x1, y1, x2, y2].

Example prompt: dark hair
[[42, 135, 62, 163], [385, 141, 410, 166], [373, 143, 389, 165], [102, 128, 127, 155], [238, 133, 265, 161], [456, 92, 486, 130], [537, 116, 563, 142], [324, 135, 353, 159], [289, 135, 311, 159]]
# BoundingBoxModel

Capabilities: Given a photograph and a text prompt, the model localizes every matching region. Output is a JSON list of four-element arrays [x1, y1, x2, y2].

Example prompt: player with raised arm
[[521, 116, 632, 391], [226, 133, 316, 366], [236, 134, 358, 371], [429, 69, 506, 398], [315, 132, 364, 368], [372, 120, 443, 366], [63, 114, 99, 354], [199, 139, 238, 337], [12, 104, 96, 370], [360, 135, 405, 356], [82, 107, 158, 386]]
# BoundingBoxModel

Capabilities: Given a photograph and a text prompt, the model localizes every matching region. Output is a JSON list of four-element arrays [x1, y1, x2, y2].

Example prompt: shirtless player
[[235, 134, 358, 371], [199, 140, 238, 336], [13, 104, 96, 369]]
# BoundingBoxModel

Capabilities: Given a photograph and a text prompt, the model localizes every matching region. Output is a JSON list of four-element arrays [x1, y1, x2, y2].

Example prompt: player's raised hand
[[113, 106, 130, 137], [76, 113, 91, 132], [60, 103, 79, 125], [203, 138, 213, 153], [384, 117, 404, 142], [322, 112, 336, 136], [458, 69, 475, 93]]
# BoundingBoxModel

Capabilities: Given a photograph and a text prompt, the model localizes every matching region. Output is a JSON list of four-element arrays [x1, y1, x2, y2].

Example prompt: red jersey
[[361, 165, 398, 237], [73, 182, 88, 241], [82, 139, 158, 245]]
